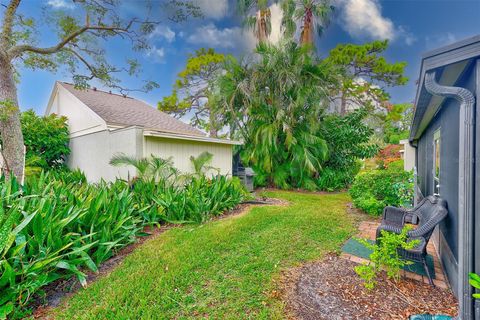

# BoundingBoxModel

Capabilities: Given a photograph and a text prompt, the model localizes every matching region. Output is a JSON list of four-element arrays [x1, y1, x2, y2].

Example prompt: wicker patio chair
[[376, 195, 448, 285]]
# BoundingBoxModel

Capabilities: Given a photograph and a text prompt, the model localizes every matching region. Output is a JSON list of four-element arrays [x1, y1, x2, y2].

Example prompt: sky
[[11, 0, 480, 115]]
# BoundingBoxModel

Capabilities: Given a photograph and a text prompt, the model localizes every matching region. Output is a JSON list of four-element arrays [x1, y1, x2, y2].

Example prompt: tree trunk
[[0, 57, 25, 181], [340, 90, 347, 115], [256, 10, 269, 43], [209, 110, 218, 138]]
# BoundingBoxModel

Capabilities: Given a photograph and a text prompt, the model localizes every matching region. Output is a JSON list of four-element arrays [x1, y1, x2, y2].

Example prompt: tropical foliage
[[237, 0, 273, 43], [218, 41, 333, 190], [189, 151, 219, 176], [318, 108, 379, 190], [281, 0, 334, 46], [349, 162, 414, 216], [110, 154, 178, 183], [0, 162, 246, 318]]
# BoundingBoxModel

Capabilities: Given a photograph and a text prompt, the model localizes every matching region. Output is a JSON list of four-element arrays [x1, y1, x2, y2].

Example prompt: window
[[433, 129, 441, 195]]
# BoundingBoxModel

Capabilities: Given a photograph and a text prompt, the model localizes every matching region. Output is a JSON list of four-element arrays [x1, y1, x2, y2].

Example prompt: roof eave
[[409, 35, 480, 142], [143, 129, 242, 145]]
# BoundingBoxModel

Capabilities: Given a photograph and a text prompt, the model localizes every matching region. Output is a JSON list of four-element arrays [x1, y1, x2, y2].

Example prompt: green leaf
[[0, 302, 14, 319]]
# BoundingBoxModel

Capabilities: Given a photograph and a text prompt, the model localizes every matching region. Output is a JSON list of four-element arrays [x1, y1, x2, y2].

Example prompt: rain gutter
[[424, 71, 476, 320]]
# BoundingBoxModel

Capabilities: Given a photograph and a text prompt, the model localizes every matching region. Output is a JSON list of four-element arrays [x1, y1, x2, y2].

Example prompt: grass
[[51, 191, 354, 319]]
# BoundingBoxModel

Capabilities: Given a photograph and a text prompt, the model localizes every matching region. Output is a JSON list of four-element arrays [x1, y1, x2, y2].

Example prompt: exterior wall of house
[[399, 139, 415, 171], [144, 136, 233, 176], [417, 96, 460, 294], [47, 85, 107, 137], [474, 60, 480, 317], [416, 66, 477, 297], [67, 127, 143, 182]]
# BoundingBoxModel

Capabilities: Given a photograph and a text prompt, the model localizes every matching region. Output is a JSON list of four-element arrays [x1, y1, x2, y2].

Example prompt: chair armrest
[[377, 223, 403, 235], [376, 223, 404, 244], [408, 209, 448, 239], [408, 221, 437, 239], [382, 206, 408, 226]]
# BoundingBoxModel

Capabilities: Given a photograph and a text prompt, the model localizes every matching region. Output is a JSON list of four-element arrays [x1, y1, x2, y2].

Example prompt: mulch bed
[[282, 254, 458, 320], [32, 197, 286, 318]]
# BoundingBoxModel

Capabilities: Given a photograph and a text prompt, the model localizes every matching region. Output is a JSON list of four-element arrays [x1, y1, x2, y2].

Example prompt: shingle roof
[[59, 82, 205, 137]]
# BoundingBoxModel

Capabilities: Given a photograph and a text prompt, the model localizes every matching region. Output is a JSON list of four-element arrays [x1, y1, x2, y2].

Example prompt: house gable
[[45, 82, 107, 137]]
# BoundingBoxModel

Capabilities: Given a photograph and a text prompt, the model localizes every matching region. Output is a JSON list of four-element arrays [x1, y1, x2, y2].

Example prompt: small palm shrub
[[349, 164, 413, 216]]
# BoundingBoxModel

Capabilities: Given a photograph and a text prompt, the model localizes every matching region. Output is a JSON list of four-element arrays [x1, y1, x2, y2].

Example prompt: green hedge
[[317, 161, 362, 191], [349, 163, 413, 216], [21, 110, 70, 169], [0, 171, 246, 318]]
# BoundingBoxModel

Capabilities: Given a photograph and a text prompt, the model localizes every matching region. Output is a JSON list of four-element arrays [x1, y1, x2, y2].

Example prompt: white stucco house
[[45, 82, 241, 182]]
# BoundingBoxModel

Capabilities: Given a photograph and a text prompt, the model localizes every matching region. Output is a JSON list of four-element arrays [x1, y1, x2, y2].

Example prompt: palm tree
[[237, 0, 273, 43], [218, 40, 332, 189], [190, 151, 219, 177], [109, 154, 178, 183], [281, 0, 334, 46]]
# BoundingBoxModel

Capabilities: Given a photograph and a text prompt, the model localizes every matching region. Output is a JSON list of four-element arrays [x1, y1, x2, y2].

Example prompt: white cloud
[[269, 3, 283, 44], [186, 23, 256, 52], [146, 46, 166, 63], [195, 0, 229, 19], [47, 0, 74, 9], [425, 33, 457, 49], [336, 0, 416, 45], [338, 0, 395, 40], [398, 26, 416, 46], [150, 25, 176, 43]]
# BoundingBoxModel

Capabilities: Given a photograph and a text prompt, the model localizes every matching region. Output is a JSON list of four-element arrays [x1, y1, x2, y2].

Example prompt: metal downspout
[[424, 71, 476, 320]]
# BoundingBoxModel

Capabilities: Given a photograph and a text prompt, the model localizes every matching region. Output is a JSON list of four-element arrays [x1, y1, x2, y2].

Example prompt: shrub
[[318, 108, 379, 191], [153, 176, 247, 223], [355, 227, 419, 289], [317, 161, 362, 191], [20, 110, 70, 169], [375, 144, 402, 169], [349, 165, 413, 216]]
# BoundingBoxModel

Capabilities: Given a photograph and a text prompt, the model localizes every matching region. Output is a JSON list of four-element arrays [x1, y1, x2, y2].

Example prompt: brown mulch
[[32, 197, 287, 318], [282, 254, 458, 320]]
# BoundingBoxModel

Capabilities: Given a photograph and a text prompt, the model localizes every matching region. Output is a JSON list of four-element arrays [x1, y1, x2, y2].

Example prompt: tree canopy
[[281, 0, 334, 46], [0, 0, 200, 179], [218, 41, 334, 189], [20, 110, 70, 169], [158, 48, 227, 137], [324, 40, 408, 114]]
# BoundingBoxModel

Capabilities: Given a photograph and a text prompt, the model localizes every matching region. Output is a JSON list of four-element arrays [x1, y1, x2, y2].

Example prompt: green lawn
[[51, 191, 354, 319]]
